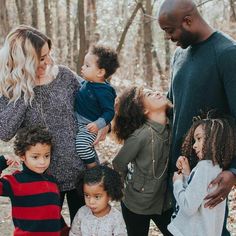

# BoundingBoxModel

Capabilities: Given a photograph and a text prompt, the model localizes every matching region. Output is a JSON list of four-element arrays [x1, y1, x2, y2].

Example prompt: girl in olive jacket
[[113, 86, 173, 236]]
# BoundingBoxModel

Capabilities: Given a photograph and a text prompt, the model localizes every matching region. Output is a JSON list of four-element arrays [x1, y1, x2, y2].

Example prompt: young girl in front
[[112, 86, 173, 236], [69, 165, 127, 236], [168, 114, 236, 236]]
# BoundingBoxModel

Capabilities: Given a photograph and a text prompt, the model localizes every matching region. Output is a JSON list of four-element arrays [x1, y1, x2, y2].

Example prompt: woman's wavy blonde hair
[[0, 25, 52, 104]]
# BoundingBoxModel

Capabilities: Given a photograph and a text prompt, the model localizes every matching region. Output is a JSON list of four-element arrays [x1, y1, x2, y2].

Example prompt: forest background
[[0, 0, 236, 235]]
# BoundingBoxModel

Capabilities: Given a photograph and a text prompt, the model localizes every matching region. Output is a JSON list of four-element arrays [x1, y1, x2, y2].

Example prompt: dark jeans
[[121, 201, 173, 236], [60, 189, 85, 224]]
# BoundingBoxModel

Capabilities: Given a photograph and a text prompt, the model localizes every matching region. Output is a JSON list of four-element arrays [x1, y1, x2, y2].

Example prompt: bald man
[[158, 0, 236, 235]]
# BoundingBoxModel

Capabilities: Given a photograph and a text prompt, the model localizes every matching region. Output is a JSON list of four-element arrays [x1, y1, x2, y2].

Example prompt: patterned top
[[69, 205, 127, 236], [0, 65, 84, 191]]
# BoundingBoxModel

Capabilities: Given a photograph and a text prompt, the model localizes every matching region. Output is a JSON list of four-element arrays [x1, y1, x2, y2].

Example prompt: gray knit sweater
[[0, 65, 85, 191]]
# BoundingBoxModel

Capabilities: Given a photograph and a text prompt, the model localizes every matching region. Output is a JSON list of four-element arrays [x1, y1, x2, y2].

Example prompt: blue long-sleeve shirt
[[75, 81, 116, 129]]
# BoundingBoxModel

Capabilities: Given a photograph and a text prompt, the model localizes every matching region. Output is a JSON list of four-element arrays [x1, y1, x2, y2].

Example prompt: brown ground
[[0, 137, 236, 235]]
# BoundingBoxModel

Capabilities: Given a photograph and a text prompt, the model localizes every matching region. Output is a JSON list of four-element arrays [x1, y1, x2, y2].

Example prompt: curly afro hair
[[76, 165, 123, 201], [14, 126, 53, 157], [90, 45, 119, 79], [113, 86, 147, 141], [182, 110, 236, 170]]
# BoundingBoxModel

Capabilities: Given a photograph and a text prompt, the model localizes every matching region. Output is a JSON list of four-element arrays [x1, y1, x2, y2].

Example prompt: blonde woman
[[0, 25, 105, 224]]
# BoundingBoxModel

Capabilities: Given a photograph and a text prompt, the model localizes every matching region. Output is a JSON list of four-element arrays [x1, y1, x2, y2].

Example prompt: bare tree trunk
[[116, 1, 143, 54], [165, 39, 170, 72], [66, 0, 72, 66], [143, 0, 153, 87], [229, 0, 236, 22], [15, 0, 28, 24], [32, 0, 38, 29], [86, 0, 97, 46], [134, 21, 143, 78], [55, 0, 67, 64], [152, 50, 163, 78], [44, 0, 53, 39], [73, 23, 79, 70], [76, 0, 86, 73], [0, 0, 10, 38]]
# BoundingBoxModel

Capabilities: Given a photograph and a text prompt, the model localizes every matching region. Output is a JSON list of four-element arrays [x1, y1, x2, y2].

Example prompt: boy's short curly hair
[[90, 45, 119, 79], [76, 165, 123, 201], [14, 126, 53, 157]]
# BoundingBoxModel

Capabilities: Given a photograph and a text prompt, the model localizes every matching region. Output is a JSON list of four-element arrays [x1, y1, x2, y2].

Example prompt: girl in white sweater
[[69, 165, 127, 236], [168, 113, 236, 236]]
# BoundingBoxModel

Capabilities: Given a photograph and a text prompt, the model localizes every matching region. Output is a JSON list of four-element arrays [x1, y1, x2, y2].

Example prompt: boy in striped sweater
[[0, 126, 68, 236]]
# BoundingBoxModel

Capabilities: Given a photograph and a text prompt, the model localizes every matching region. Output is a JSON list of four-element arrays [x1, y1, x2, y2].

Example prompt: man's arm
[[204, 45, 236, 208], [204, 171, 236, 208]]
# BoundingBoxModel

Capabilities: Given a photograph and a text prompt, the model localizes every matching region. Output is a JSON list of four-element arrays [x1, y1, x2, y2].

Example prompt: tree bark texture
[[143, 0, 153, 87]]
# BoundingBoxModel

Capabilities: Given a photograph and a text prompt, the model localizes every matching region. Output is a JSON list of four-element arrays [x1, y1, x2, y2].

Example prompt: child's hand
[[87, 122, 99, 133], [173, 171, 183, 182], [4, 155, 20, 167], [176, 156, 191, 175]]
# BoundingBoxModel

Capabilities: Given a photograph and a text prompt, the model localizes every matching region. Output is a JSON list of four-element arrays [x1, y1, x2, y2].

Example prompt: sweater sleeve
[[93, 85, 116, 129], [0, 155, 8, 171], [0, 96, 27, 141], [0, 156, 11, 196], [112, 133, 143, 177], [112, 209, 128, 236], [173, 161, 214, 216], [218, 46, 236, 170], [69, 209, 83, 236]]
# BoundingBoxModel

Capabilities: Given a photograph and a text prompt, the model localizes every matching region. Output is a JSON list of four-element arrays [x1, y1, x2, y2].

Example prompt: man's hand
[[93, 125, 109, 146], [204, 170, 236, 208]]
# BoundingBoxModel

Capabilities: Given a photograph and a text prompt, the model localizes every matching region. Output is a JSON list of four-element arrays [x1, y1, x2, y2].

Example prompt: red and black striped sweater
[[0, 155, 66, 236]]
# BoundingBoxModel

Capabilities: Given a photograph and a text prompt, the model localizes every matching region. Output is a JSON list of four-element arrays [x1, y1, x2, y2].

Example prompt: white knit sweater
[[168, 160, 225, 236]]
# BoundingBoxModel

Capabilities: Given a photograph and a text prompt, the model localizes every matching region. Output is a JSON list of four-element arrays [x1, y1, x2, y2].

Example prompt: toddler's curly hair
[[90, 45, 119, 79], [14, 126, 52, 157], [76, 165, 123, 201]]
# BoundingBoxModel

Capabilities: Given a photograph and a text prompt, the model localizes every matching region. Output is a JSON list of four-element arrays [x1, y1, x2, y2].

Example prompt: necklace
[[149, 126, 170, 180]]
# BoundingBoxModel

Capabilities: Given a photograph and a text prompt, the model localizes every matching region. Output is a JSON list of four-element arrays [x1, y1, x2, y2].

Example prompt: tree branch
[[116, 1, 143, 54], [197, 0, 214, 7]]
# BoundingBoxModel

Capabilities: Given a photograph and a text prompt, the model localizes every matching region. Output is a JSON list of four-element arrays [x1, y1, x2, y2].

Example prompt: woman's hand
[[93, 125, 109, 145], [176, 156, 191, 175], [204, 170, 236, 208]]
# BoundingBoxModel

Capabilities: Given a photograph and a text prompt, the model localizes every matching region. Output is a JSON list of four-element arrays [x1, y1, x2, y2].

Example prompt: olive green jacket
[[113, 119, 172, 215]]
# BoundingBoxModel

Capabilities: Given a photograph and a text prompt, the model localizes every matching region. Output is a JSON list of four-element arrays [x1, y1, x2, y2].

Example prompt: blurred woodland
[[1, 1, 236, 235], [1, 0, 236, 92]]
